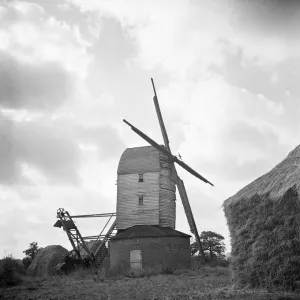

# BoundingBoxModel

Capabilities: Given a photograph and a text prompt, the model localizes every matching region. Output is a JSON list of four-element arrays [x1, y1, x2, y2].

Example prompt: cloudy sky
[[1, 0, 300, 258]]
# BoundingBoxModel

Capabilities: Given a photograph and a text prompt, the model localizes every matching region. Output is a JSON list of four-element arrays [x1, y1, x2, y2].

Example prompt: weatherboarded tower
[[109, 146, 191, 275], [116, 146, 176, 229]]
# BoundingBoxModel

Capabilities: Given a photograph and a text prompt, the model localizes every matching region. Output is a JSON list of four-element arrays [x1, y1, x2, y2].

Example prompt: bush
[[124, 268, 156, 278], [191, 255, 230, 270], [208, 258, 230, 268], [124, 269, 147, 278], [161, 266, 175, 275], [0, 255, 24, 286]]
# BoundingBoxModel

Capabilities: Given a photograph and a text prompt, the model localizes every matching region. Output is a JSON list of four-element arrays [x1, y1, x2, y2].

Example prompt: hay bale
[[27, 245, 69, 277], [223, 145, 300, 290]]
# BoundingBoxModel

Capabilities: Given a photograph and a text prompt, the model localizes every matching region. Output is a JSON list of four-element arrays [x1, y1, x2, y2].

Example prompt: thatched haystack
[[27, 245, 68, 277], [224, 145, 300, 290]]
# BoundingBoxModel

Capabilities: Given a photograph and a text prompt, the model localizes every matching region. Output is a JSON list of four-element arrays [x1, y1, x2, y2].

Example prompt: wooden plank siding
[[116, 146, 176, 230], [116, 172, 160, 230], [159, 152, 176, 228]]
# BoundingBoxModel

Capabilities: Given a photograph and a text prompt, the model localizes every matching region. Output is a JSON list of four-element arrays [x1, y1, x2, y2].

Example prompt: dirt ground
[[0, 267, 298, 300]]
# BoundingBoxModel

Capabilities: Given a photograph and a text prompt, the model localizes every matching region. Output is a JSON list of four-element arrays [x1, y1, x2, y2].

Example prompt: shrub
[[125, 270, 137, 278], [208, 258, 230, 268], [124, 268, 156, 278], [124, 269, 147, 278], [161, 266, 175, 275], [0, 255, 23, 286], [191, 255, 230, 270]]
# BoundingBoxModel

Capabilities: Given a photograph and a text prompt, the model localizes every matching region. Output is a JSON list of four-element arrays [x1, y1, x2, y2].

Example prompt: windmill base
[[109, 225, 191, 275]]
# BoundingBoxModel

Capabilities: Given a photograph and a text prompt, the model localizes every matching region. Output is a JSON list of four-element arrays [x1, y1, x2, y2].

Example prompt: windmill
[[54, 78, 213, 274], [123, 78, 214, 259]]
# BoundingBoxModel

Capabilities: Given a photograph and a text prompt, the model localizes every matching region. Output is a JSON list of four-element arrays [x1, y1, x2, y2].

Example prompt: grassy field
[[0, 266, 299, 300]]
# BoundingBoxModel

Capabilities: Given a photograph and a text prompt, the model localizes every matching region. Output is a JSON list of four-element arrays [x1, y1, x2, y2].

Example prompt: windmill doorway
[[130, 250, 142, 273]]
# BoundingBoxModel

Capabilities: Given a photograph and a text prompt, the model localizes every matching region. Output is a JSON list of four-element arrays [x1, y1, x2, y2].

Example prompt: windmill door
[[130, 250, 142, 273]]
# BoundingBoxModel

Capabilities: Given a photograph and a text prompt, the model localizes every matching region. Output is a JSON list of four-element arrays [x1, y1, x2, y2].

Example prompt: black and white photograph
[[1, 0, 300, 299]]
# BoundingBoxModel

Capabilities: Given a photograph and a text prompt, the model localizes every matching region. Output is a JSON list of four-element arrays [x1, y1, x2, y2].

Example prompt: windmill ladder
[[91, 220, 116, 268]]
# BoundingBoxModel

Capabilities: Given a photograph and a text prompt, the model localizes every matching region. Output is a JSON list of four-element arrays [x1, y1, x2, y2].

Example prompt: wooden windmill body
[[109, 79, 213, 275], [116, 146, 176, 230]]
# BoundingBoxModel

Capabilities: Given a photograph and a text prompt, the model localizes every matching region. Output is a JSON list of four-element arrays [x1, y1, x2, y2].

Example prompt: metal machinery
[[54, 208, 116, 267]]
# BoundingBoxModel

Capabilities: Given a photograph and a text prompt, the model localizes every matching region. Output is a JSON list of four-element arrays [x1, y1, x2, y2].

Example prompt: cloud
[[0, 113, 82, 185], [69, 0, 300, 75], [212, 51, 300, 103], [68, 0, 235, 78], [0, 53, 74, 111], [77, 125, 126, 160], [0, 1, 104, 185], [226, 0, 300, 66], [0, 1, 93, 77], [17, 120, 82, 184], [0, 115, 19, 184], [155, 75, 299, 193], [0, 111, 127, 186], [198, 121, 291, 182], [230, 0, 300, 38]]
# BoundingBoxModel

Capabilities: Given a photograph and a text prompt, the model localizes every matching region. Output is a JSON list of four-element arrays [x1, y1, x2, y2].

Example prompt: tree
[[191, 231, 226, 260], [23, 242, 42, 260], [22, 242, 42, 269]]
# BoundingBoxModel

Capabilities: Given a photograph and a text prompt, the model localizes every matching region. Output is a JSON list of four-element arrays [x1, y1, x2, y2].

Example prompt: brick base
[[109, 236, 191, 275]]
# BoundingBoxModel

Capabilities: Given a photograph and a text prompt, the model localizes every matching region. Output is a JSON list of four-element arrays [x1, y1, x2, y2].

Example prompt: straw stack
[[27, 245, 68, 277], [223, 145, 300, 290]]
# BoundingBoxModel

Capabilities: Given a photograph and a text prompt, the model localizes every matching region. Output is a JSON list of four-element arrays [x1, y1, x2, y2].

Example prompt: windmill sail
[[123, 79, 215, 260], [123, 119, 213, 186], [151, 78, 170, 149], [150, 78, 211, 259]]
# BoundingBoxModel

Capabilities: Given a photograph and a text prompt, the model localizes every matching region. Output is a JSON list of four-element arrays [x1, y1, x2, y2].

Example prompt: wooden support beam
[[177, 178, 206, 259], [70, 213, 116, 218]]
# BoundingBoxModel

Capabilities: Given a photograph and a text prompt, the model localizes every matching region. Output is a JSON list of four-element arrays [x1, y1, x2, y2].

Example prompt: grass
[[0, 265, 298, 300]]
